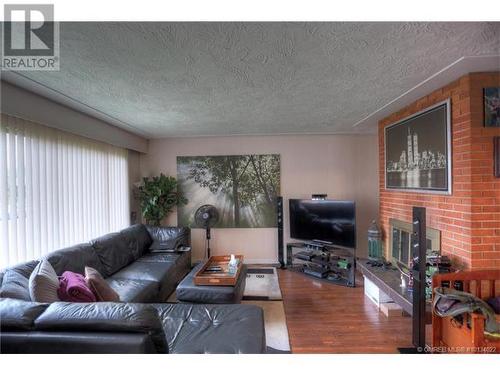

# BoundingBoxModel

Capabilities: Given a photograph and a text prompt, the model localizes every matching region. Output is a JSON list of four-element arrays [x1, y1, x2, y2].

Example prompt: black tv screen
[[289, 199, 356, 248]]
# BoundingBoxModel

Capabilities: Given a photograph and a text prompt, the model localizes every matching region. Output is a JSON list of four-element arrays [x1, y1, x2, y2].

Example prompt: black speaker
[[276, 196, 285, 268], [398, 206, 427, 354], [412, 206, 426, 350]]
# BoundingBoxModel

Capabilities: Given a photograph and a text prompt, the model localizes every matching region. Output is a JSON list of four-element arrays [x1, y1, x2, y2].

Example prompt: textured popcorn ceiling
[[19, 22, 500, 138]]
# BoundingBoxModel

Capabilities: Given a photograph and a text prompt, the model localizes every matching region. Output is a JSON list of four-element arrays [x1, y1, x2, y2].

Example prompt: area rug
[[242, 267, 290, 352], [243, 267, 282, 300], [242, 300, 290, 352]]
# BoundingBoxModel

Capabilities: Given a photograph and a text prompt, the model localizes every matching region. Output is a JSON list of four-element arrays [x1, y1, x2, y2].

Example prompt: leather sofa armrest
[[34, 302, 168, 353], [145, 226, 191, 249], [0, 298, 49, 331]]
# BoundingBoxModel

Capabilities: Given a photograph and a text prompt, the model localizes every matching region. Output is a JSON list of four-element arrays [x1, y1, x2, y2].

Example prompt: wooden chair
[[432, 270, 500, 353]]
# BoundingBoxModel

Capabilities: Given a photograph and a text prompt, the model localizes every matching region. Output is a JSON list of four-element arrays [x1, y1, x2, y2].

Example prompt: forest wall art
[[177, 154, 281, 228]]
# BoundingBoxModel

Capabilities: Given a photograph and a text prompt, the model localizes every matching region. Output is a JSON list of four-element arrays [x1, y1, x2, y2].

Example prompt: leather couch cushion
[[0, 298, 49, 330], [176, 263, 247, 304], [146, 226, 190, 250], [109, 252, 191, 303], [2, 260, 39, 279], [136, 251, 191, 302], [149, 240, 177, 251], [34, 302, 168, 353], [120, 224, 152, 260], [0, 269, 30, 300], [45, 243, 105, 276], [0, 260, 38, 301], [136, 252, 183, 263], [106, 278, 159, 303], [111, 261, 174, 284], [154, 303, 266, 354], [91, 232, 134, 277]]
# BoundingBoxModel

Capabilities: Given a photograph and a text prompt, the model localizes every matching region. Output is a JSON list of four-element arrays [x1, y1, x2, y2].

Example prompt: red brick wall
[[379, 72, 500, 270]]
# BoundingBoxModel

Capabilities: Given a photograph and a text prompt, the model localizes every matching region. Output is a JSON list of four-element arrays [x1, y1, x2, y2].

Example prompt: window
[[0, 114, 130, 268]]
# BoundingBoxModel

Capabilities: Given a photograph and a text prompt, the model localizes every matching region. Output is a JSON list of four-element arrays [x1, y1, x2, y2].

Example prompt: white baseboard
[[243, 259, 279, 265], [191, 258, 279, 265]]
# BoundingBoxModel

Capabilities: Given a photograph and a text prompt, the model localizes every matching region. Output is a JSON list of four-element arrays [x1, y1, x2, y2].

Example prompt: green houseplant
[[138, 173, 187, 226]]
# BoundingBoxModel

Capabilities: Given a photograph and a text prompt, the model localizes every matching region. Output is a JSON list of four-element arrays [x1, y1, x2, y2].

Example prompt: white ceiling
[[9, 22, 500, 138]]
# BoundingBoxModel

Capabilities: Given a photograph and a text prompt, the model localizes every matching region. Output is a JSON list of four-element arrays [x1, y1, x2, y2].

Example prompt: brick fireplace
[[379, 72, 500, 270]]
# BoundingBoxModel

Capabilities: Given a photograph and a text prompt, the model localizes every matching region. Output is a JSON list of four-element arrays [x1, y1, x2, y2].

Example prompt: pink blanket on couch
[[58, 271, 96, 302]]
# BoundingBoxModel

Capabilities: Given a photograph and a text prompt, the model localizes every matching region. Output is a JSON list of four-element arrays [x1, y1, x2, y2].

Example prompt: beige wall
[[139, 134, 379, 263]]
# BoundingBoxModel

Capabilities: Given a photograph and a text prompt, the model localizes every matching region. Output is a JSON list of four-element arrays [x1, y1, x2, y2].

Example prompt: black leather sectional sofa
[[0, 224, 266, 354]]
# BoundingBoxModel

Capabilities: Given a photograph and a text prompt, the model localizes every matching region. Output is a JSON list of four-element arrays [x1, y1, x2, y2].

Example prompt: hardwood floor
[[277, 269, 414, 353]]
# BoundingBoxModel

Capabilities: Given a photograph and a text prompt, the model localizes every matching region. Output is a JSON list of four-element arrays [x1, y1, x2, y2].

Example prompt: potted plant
[[138, 173, 187, 226]]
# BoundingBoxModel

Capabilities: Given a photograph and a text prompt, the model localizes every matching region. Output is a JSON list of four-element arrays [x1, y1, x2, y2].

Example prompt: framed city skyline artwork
[[384, 99, 451, 194]]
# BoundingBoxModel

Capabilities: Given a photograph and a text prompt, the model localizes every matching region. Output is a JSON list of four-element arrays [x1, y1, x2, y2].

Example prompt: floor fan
[[194, 205, 219, 259]]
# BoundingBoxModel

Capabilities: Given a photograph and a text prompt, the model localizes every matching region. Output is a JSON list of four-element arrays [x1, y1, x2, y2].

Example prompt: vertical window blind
[[0, 114, 130, 269]]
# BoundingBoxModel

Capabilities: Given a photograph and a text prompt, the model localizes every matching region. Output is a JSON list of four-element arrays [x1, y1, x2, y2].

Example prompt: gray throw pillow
[[29, 259, 60, 303]]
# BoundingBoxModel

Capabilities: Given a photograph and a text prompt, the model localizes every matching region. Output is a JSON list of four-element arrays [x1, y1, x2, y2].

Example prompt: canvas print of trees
[[177, 154, 280, 228]]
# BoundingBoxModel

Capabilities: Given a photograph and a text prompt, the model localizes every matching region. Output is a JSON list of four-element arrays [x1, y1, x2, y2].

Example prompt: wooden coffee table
[[194, 255, 244, 286]]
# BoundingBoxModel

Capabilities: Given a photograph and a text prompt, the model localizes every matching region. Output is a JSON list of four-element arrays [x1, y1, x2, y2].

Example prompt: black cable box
[[303, 266, 328, 279], [294, 251, 314, 261], [311, 257, 330, 268]]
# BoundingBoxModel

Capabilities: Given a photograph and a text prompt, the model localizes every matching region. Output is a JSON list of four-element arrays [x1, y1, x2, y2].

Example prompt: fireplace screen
[[389, 218, 440, 266]]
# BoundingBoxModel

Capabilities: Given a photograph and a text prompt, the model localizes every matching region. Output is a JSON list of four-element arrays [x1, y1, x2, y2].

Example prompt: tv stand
[[285, 241, 356, 287], [303, 241, 333, 251]]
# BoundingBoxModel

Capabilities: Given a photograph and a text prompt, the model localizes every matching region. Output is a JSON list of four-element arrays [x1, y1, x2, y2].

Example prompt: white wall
[[1, 81, 148, 153], [139, 134, 379, 263]]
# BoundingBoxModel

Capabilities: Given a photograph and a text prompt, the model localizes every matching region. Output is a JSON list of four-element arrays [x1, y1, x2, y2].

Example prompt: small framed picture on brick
[[495, 137, 500, 178], [484, 87, 500, 127]]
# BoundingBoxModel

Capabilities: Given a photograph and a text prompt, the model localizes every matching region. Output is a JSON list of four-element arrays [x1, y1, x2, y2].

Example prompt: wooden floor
[[277, 269, 414, 353]]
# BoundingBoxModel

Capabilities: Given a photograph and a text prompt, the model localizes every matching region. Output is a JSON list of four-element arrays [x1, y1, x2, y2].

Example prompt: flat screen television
[[289, 199, 356, 249]]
